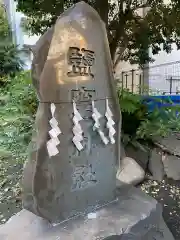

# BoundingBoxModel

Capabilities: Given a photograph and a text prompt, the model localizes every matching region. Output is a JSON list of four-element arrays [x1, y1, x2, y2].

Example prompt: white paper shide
[[47, 103, 62, 157], [105, 98, 116, 144], [92, 100, 109, 145], [72, 101, 84, 151]]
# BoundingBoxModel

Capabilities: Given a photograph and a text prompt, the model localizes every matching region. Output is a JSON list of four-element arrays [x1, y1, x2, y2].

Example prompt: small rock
[[162, 154, 180, 180], [116, 157, 145, 186], [125, 144, 150, 170], [149, 150, 165, 182]]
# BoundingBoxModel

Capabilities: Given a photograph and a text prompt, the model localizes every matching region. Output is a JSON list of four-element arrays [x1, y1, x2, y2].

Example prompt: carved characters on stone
[[71, 164, 97, 191], [67, 47, 95, 78], [47, 103, 62, 157], [71, 87, 96, 102], [105, 98, 116, 144]]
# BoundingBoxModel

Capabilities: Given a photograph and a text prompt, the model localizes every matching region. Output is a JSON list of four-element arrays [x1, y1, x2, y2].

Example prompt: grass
[[0, 71, 37, 223]]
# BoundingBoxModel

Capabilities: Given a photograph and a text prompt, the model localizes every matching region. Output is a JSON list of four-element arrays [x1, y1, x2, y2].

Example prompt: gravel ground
[[140, 177, 180, 240], [0, 160, 22, 224]]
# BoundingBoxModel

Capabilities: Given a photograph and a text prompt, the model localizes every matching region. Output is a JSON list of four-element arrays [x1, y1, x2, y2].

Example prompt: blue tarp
[[143, 95, 180, 112]]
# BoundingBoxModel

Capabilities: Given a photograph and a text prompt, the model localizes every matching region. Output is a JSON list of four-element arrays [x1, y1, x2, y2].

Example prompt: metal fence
[[117, 61, 180, 95]]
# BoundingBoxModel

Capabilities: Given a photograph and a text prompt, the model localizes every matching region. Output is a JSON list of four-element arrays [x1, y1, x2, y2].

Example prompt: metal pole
[[170, 77, 172, 94], [121, 72, 124, 89], [125, 74, 128, 89], [131, 69, 134, 93], [139, 74, 142, 94]]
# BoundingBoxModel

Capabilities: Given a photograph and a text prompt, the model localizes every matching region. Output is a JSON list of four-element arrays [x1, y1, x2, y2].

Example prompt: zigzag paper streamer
[[72, 101, 84, 151], [105, 98, 116, 144], [47, 103, 62, 157], [91, 100, 109, 145]]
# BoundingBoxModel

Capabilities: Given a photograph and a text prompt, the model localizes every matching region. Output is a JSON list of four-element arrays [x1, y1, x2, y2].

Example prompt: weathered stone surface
[[149, 150, 165, 182], [116, 157, 145, 186], [120, 143, 126, 160], [31, 26, 54, 99], [115, 144, 126, 178], [125, 144, 150, 171], [162, 154, 180, 180], [156, 134, 180, 157], [0, 187, 174, 240], [23, 1, 121, 223]]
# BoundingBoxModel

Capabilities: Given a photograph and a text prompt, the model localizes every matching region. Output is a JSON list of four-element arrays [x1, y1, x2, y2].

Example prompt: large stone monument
[[0, 2, 175, 240], [23, 1, 120, 223]]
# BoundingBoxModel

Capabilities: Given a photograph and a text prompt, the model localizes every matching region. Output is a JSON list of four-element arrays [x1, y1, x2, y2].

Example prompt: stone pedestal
[[0, 187, 174, 240]]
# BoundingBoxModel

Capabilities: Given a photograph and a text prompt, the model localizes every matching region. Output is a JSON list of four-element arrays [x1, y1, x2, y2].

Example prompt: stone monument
[[0, 2, 175, 240], [22, 1, 121, 223]]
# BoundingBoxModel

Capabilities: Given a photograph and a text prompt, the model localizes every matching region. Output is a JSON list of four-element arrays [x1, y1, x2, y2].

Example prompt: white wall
[[150, 44, 180, 66], [4, 0, 39, 69], [14, 9, 39, 69], [148, 44, 180, 94], [147, 0, 180, 93]]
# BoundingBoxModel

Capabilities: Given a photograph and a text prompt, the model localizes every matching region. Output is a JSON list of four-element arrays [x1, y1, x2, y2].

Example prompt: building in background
[[115, 6, 148, 92], [115, 0, 180, 94], [148, 44, 180, 94], [2, 0, 39, 69], [2, 0, 180, 93]]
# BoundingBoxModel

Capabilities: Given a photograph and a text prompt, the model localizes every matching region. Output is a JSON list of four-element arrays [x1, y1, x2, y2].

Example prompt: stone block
[[0, 187, 174, 240], [149, 150, 165, 182], [116, 157, 145, 186]]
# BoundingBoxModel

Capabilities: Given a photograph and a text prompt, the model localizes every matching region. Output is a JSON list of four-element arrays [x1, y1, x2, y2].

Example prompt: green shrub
[[0, 4, 24, 81], [0, 44, 24, 80], [0, 4, 10, 40], [0, 71, 37, 223], [137, 104, 180, 140], [118, 88, 180, 145], [0, 71, 37, 162], [118, 88, 148, 138]]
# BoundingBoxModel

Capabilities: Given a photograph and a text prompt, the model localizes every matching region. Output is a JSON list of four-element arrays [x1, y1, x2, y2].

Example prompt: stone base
[[0, 187, 174, 240]]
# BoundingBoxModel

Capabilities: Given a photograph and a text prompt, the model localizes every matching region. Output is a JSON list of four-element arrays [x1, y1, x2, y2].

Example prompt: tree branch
[[114, 47, 127, 69]]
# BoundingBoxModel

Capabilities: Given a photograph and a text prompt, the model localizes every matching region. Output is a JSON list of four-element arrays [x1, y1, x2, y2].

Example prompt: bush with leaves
[[0, 71, 37, 223], [0, 4, 23, 82], [118, 88, 148, 139], [0, 71, 37, 159], [0, 4, 10, 39], [137, 99, 180, 141], [0, 44, 24, 80], [118, 88, 180, 146]]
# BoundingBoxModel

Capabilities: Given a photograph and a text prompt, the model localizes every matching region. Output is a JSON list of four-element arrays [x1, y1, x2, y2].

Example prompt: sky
[[150, 44, 180, 66]]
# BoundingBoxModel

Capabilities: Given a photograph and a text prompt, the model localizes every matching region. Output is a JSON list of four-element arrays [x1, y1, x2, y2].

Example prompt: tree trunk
[[109, 27, 123, 63], [94, 0, 108, 25]]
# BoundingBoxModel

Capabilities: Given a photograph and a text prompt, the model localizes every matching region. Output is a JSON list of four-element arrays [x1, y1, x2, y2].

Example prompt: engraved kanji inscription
[[71, 87, 95, 102], [71, 164, 97, 191], [67, 47, 95, 77]]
